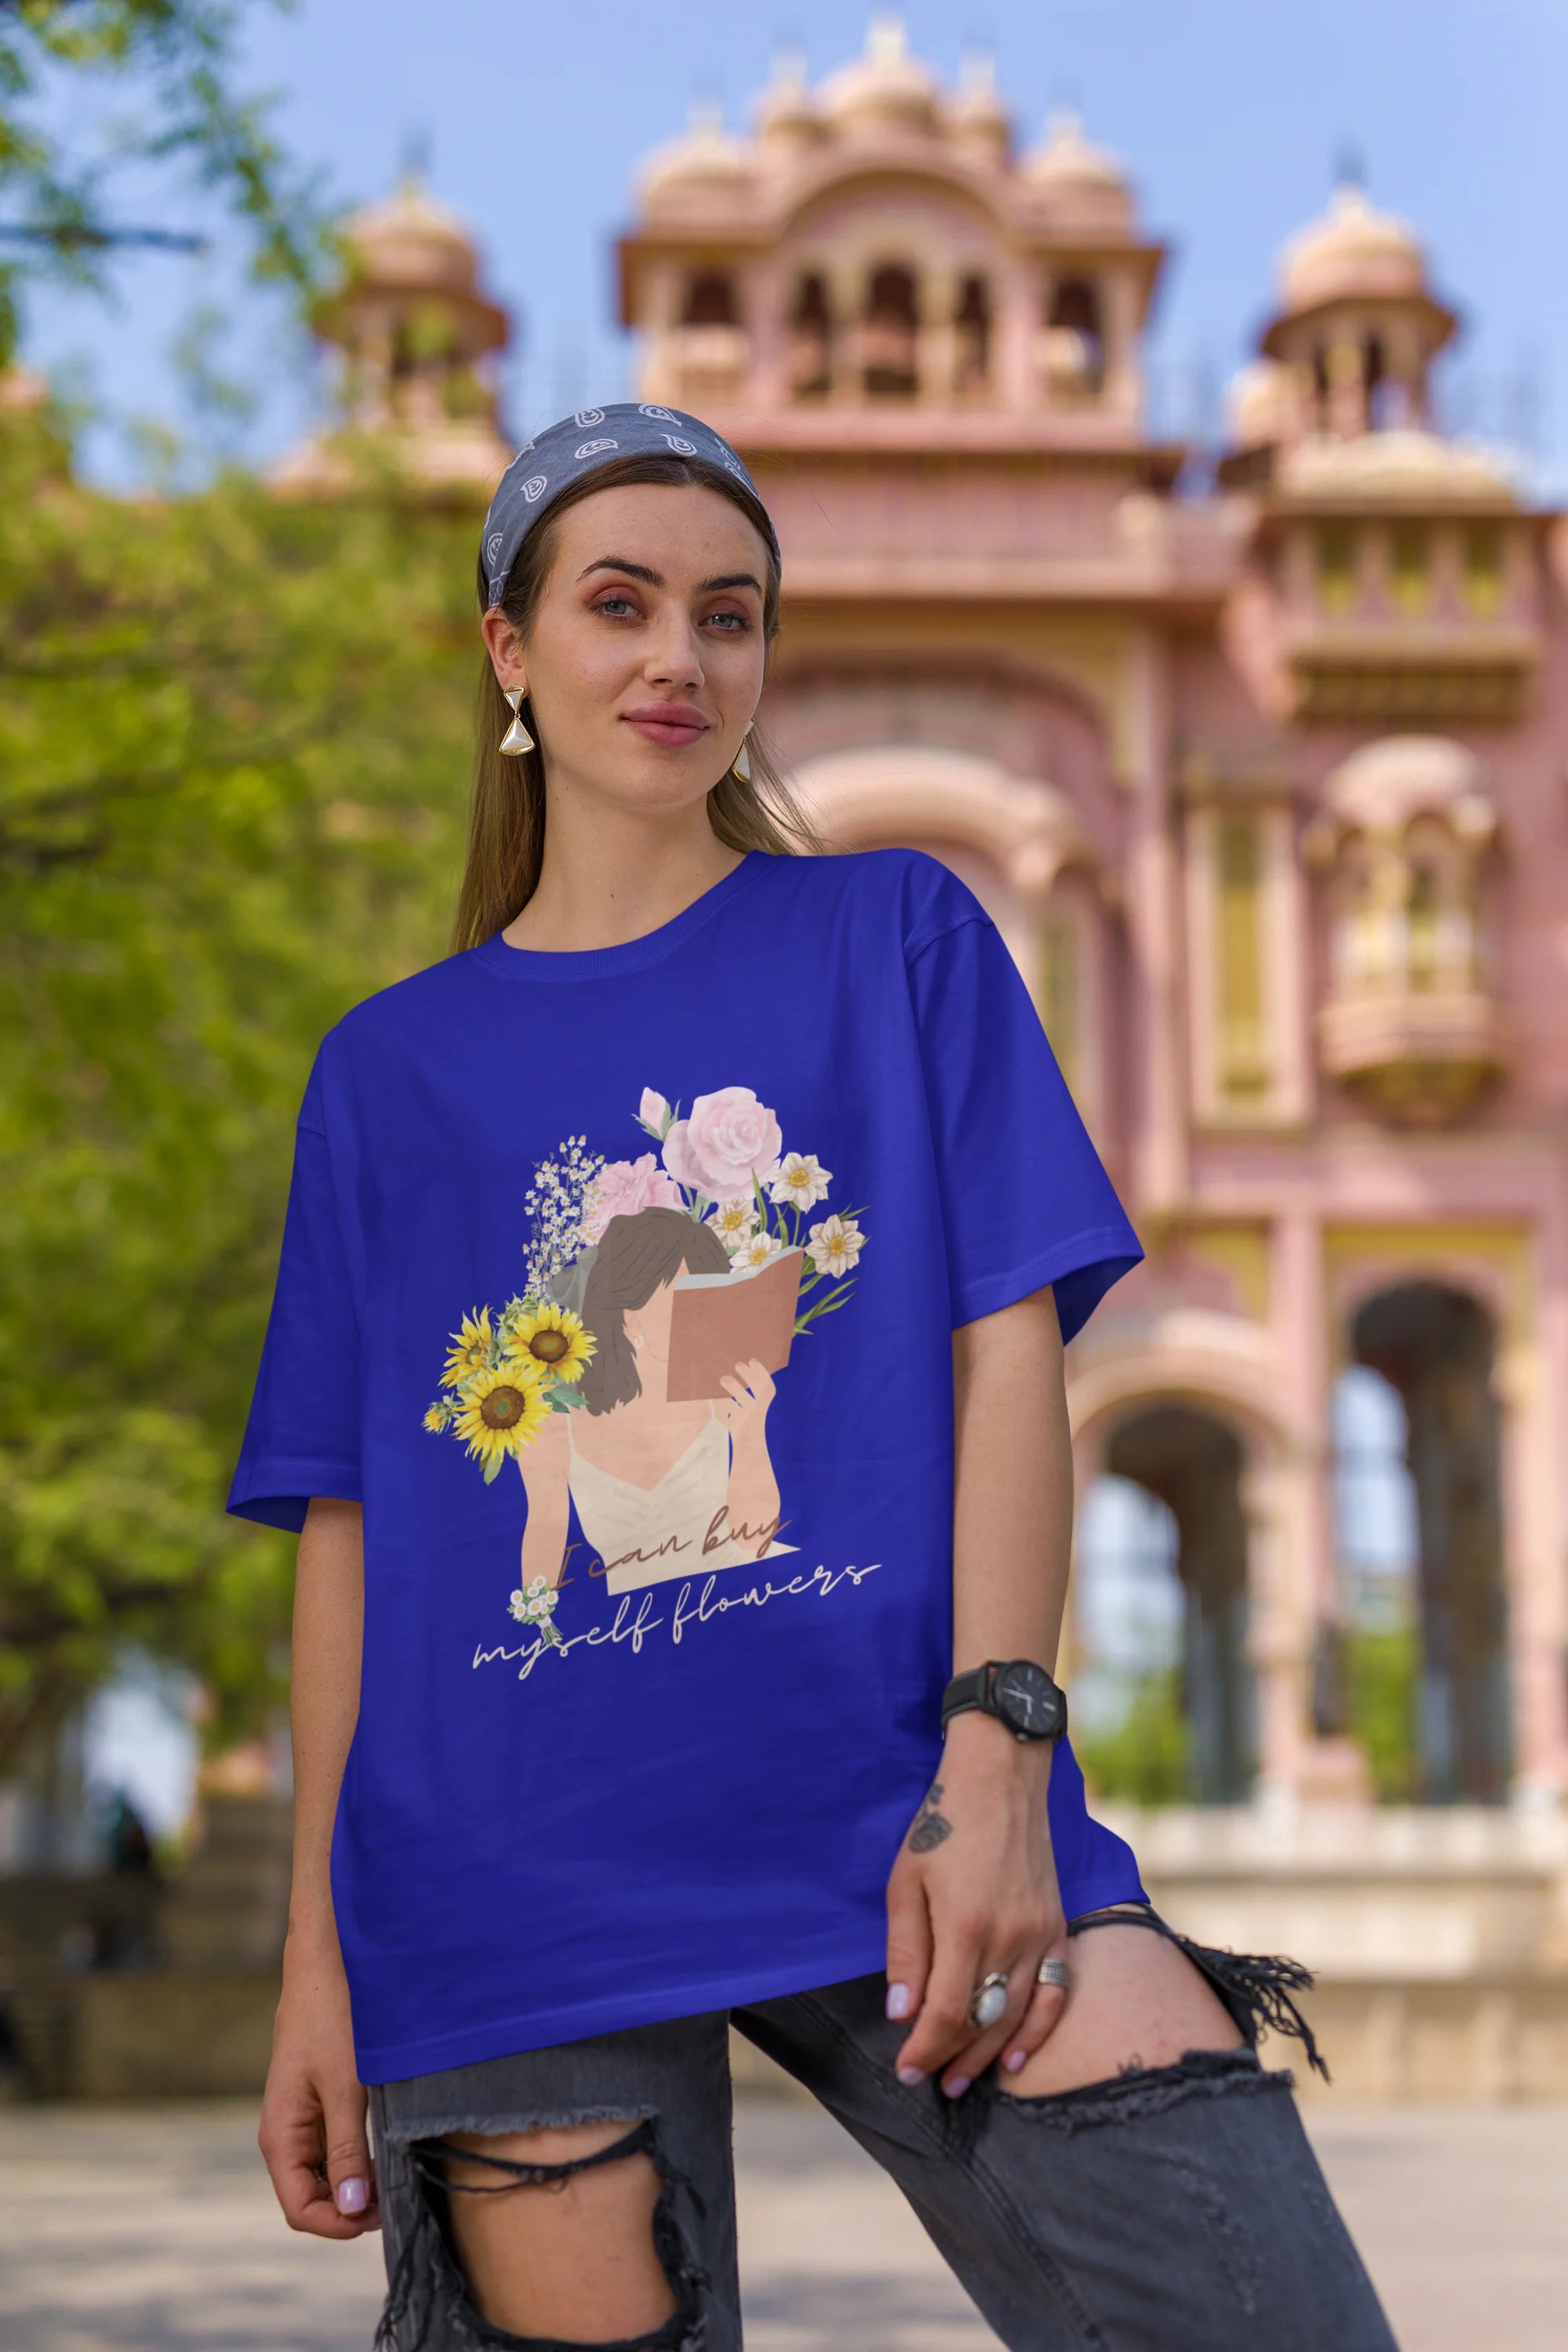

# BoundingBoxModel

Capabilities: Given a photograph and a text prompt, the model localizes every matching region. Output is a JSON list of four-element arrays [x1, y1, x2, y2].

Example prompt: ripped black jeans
[[369, 1906, 1397, 2352]]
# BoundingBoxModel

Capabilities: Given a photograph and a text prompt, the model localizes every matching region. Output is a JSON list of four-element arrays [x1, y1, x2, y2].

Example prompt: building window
[[1463, 525, 1503, 619], [1044, 275, 1103, 398], [954, 274, 990, 396], [1317, 524, 1358, 616], [681, 270, 739, 327], [1215, 818, 1268, 1098], [862, 263, 919, 397], [1388, 523, 1429, 619], [789, 272, 831, 398]]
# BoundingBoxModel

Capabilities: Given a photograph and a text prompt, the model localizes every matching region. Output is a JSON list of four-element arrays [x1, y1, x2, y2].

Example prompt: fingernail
[[896, 2064, 925, 2088], [885, 1982, 913, 2021], [336, 2176, 368, 2215], [942, 2075, 971, 2100], [1004, 2048, 1028, 2074]]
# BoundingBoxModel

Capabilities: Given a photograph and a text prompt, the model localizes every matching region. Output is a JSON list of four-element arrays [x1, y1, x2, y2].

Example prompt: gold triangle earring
[[499, 685, 535, 757], [731, 721, 753, 784]]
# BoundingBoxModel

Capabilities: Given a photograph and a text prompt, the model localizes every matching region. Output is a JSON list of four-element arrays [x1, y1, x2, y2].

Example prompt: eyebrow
[[578, 557, 764, 597]]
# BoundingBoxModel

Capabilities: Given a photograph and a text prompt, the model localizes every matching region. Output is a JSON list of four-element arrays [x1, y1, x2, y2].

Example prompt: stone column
[[993, 258, 1037, 411], [828, 259, 863, 407], [1123, 629, 1186, 1214], [1102, 267, 1142, 423]]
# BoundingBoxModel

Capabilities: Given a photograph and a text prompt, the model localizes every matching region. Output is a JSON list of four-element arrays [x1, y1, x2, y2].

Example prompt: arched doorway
[[1351, 1283, 1511, 1802], [1104, 1405, 1256, 1802]]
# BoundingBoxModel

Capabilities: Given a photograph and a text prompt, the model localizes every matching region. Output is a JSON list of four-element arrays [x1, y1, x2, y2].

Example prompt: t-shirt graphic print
[[230, 848, 1149, 2082], [421, 1082, 868, 1639]]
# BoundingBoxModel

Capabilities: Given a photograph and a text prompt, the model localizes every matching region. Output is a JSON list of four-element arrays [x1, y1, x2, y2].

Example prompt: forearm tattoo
[[906, 1780, 953, 1853]]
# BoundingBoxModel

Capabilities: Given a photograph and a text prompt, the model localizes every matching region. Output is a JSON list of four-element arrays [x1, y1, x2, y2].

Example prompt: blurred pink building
[[613, 21, 1568, 1814]]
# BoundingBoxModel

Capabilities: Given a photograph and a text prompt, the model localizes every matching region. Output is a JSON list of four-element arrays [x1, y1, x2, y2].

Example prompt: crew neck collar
[[471, 851, 766, 985]]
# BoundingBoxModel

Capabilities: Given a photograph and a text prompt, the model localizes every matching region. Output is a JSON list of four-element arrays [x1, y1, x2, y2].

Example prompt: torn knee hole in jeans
[[996, 2044, 1296, 2134], [374, 2114, 710, 2351]]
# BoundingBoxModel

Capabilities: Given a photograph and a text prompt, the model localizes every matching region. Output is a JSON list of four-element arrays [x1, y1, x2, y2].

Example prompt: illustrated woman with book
[[517, 1202, 799, 1595], [235, 405, 1396, 2350]]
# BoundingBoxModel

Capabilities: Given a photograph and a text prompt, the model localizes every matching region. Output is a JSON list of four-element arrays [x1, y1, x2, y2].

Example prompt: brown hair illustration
[[579, 1206, 730, 1414]]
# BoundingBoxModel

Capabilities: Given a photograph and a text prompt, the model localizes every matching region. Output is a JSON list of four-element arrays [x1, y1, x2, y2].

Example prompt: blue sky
[[20, 0, 1564, 488]]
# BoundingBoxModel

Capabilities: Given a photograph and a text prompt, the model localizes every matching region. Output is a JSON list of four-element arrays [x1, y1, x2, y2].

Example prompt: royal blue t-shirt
[[230, 848, 1147, 2083]]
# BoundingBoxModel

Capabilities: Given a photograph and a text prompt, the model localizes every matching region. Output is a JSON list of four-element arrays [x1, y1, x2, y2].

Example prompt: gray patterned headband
[[480, 403, 779, 611]]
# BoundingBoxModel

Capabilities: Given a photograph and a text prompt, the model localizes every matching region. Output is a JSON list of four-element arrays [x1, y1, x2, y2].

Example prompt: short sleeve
[[909, 914, 1142, 1341], [227, 1063, 362, 1534]]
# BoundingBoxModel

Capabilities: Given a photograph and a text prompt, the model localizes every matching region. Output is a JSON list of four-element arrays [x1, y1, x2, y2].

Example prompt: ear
[[481, 606, 528, 699]]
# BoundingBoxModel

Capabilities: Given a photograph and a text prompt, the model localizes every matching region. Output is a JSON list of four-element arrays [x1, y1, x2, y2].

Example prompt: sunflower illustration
[[452, 1361, 550, 1477], [503, 1301, 596, 1385], [443, 1307, 496, 1389]]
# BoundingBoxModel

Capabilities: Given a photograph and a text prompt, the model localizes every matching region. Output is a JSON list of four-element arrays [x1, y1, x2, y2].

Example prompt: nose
[[642, 606, 705, 694]]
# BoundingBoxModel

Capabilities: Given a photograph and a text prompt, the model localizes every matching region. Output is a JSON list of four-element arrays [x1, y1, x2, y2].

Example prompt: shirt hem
[[354, 1938, 891, 2083], [352, 1861, 1152, 2085], [227, 1457, 361, 1534], [950, 1225, 1143, 1334]]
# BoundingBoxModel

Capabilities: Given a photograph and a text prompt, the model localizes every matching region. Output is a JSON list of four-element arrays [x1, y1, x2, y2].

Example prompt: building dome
[[820, 15, 940, 140], [1279, 183, 1425, 313], [641, 100, 754, 205], [945, 53, 1011, 166], [343, 179, 481, 296], [754, 48, 822, 156], [1021, 111, 1132, 227]]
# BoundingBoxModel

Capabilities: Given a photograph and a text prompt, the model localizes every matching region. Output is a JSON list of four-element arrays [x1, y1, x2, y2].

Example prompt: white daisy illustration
[[769, 1152, 832, 1211], [735, 1231, 785, 1272], [707, 1194, 758, 1249], [806, 1213, 865, 1279]]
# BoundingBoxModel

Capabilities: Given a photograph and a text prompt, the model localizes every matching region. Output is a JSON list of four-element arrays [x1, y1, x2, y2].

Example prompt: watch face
[[995, 1661, 1064, 1739]]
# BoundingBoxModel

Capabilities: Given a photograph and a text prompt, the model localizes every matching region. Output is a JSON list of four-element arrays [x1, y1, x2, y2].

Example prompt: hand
[[884, 1711, 1069, 2097], [258, 1929, 380, 2239], [717, 1358, 775, 1440]]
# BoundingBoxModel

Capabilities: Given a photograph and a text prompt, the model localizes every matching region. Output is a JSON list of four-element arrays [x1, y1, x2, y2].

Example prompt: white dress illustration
[[567, 1406, 798, 1595]]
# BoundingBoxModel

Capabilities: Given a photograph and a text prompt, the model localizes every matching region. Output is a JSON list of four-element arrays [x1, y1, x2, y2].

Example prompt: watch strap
[[940, 1662, 996, 1733]]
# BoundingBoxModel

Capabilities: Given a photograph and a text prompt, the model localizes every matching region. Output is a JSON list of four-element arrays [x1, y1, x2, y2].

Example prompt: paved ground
[[0, 2095, 1563, 2351]]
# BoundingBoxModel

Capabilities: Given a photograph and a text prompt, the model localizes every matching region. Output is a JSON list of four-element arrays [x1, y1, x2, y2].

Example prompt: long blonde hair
[[452, 452, 826, 953]]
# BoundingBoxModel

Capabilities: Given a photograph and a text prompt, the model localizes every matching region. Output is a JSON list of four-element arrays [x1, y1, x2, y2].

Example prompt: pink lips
[[622, 702, 710, 750]]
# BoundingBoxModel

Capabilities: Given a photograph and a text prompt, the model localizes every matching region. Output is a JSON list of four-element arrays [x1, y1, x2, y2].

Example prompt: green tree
[[0, 0, 325, 361], [0, 394, 481, 1770]]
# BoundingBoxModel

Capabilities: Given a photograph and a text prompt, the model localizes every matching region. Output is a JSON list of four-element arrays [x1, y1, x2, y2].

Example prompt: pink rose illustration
[[580, 1152, 682, 1242], [662, 1087, 782, 1200]]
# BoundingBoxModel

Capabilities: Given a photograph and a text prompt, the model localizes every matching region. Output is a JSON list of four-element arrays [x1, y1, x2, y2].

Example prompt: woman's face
[[622, 1278, 678, 1399], [483, 482, 770, 820]]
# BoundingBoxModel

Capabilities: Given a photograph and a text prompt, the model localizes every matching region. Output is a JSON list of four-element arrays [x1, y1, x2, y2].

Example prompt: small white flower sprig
[[509, 1574, 564, 1650], [634, 1086, 867, 1338], [522, 1135, 606, 1298]]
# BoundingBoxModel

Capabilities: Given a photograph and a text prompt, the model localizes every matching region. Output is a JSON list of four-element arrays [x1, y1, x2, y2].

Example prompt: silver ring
[[966, 1970, 1009, 2031], [1037, 1955, 1070, 1991]]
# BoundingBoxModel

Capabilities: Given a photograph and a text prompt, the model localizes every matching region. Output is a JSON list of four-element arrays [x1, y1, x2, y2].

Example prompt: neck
[[503, 787, 743, 954]]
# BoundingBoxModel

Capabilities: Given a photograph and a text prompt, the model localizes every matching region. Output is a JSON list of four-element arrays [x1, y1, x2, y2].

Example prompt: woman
[[519, 1203, 792, 1595], [237, 405, 1396, 2351]]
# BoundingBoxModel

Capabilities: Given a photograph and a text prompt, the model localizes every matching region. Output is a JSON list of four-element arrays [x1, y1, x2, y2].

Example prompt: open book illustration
[[666, 1247, 804, 1402]]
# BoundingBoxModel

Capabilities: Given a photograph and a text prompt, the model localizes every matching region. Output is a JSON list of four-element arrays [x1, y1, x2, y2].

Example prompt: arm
[[885, 1285, 1074, 2095], [718, 1359, 780, 1548], [257, 1497, 379, 2238], [519, 1415, 572, 1587]]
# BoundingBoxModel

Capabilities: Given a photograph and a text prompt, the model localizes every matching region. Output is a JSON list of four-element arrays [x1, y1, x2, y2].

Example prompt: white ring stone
[[971, 1976, 1007, 2030]]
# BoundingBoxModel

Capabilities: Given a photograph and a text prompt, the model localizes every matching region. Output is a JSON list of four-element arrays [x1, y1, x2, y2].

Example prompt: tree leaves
[[0, 397, 478, 1767]]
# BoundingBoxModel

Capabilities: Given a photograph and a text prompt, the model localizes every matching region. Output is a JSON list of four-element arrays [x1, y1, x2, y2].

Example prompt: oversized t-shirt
[[230, 848, 1147, 2084]]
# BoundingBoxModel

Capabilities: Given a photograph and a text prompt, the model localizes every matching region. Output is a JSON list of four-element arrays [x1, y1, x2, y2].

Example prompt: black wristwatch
[[941, 1660, 1068, 1744]]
